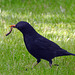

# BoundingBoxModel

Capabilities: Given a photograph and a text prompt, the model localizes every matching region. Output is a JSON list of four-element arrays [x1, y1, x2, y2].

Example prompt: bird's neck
[[22, 28, 37, 36]]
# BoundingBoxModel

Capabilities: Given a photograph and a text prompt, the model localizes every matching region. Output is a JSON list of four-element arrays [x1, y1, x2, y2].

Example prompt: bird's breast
[[23, 35, 40, 58], [24, 35, 35, 52]]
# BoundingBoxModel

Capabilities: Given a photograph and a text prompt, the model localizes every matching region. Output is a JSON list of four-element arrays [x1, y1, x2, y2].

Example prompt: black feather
[[15, 21, 75, 67]]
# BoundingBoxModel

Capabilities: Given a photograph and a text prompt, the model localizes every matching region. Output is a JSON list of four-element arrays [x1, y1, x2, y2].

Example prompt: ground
[[0, 0, 75, 75]]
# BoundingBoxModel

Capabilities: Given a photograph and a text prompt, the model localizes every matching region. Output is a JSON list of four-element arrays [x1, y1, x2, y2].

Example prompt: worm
[[6, 27, 13, 36]]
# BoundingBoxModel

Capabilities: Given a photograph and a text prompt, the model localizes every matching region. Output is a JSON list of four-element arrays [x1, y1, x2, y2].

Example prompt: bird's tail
[[56, 49, 75, 57], [69, 53, 75, 56], [62, 49, 75, 56]]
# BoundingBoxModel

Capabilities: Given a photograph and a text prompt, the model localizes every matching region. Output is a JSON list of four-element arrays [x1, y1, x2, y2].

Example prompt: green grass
[[0, 0, 75, 75]]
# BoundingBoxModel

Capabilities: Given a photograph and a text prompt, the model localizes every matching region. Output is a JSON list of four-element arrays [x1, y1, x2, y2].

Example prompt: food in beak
[[6, 27, 13, 36], [6, 25, 15, 36]]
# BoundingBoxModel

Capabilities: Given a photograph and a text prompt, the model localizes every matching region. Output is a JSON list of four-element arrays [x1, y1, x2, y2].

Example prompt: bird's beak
[[9, 25, 16, 28]]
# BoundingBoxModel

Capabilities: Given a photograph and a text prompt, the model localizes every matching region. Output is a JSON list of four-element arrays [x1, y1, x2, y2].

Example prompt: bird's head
[[8, 21, 36, 35]]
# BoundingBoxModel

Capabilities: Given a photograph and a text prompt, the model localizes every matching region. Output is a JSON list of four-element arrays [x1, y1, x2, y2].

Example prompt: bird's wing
[[34, 36, 71, 58], [34, 36, 61, 51], [33, 36, 62, 59]]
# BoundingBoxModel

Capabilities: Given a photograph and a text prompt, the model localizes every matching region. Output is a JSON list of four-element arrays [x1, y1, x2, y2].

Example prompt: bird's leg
[[32, 59, 41, 69], [49, 60, 52, 68]]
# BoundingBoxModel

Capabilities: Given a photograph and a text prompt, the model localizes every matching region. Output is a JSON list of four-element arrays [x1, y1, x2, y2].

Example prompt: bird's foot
[[54, 64, 59, 66], [49, 63, 59, 68], [31, 62, 39, 69]]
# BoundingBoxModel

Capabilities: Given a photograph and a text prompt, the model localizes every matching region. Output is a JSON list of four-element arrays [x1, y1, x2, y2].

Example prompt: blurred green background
[[0, 0, 75, 75]]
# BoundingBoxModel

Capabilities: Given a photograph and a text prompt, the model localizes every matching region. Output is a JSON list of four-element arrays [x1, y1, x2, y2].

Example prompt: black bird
[[7, 21, 75, 68]]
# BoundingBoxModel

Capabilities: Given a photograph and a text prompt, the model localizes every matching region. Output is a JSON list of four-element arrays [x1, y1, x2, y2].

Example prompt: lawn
[[0, 0, 75, 75]]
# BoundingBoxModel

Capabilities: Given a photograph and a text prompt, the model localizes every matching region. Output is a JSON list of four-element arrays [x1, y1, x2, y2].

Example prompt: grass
[[0, 0, 75, 75]]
